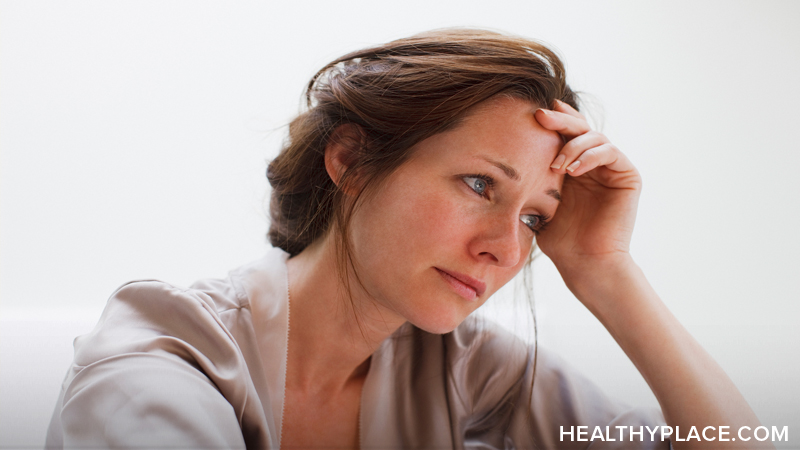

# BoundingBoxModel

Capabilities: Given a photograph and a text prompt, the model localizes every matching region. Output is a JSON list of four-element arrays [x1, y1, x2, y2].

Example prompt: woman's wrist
[[552, 252, 640, 308]]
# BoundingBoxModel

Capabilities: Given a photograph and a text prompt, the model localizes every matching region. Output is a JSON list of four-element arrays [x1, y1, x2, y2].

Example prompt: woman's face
[[349, 96, 564, 334]]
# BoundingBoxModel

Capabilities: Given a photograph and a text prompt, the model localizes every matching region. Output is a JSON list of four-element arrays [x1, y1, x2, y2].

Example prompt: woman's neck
[[284, 233, 407, 395]]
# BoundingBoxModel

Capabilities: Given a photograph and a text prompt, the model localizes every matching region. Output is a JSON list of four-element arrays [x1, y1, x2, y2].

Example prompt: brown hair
[[267, 28, 579, 267], [267, 30, 578, 413]]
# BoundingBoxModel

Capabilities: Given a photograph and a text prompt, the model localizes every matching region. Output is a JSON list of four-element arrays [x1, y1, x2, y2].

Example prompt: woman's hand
[[532, 101, 771, 450], [533, 100, 641, 277]]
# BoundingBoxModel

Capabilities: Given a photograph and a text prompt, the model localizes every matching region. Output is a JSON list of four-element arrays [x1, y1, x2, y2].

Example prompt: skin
[[279, 96, 771, 449]]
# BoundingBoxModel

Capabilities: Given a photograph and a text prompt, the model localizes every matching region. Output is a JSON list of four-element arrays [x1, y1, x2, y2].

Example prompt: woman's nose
[[469, 214, 524, 268]]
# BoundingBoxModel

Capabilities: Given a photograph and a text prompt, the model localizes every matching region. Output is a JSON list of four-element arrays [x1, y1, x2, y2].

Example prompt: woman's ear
[[324, 124, 364, 193]]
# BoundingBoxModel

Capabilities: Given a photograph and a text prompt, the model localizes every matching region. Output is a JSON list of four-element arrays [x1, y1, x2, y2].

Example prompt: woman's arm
[[534, 101, 771, 450], [562, 254, 769, 449]]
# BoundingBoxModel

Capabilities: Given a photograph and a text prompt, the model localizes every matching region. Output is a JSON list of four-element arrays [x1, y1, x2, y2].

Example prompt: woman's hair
[[267, 29, 579, 412], [267, 28, 579, 267]]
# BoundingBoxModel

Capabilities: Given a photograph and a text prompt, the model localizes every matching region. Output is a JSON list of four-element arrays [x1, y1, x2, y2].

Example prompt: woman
[[46, 29, 768, 449]]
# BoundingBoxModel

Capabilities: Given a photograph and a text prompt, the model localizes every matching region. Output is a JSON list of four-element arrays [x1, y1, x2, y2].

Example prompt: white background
[[2, 1, 799, 448]]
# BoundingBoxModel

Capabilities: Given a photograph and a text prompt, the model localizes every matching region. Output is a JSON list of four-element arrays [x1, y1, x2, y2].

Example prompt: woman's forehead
[[423, 97, 562, 164]]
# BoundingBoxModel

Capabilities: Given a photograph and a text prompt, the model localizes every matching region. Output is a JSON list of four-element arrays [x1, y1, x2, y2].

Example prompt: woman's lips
[[435, 268, 486, 301]]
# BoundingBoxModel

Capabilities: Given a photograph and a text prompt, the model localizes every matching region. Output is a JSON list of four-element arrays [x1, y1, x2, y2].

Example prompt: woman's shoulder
[[441, 316, 625, 409], [436, 317, 621, 407], [49, 278, 266, 450], [47, 249, 293, 449], [434, 317, 668, 448], [71, 278, 239, 369], [74, 246, 290, 367]]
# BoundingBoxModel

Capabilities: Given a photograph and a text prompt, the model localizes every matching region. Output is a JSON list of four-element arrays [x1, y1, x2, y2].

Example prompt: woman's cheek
[[420, 195, 475, 247]]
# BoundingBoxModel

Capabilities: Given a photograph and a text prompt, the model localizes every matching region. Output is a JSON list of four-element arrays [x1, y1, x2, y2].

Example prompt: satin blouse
[[46, 247, 669, 449]]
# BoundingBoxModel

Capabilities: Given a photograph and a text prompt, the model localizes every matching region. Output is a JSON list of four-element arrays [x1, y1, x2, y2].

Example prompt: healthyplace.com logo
[[560, 425, 788, 443]]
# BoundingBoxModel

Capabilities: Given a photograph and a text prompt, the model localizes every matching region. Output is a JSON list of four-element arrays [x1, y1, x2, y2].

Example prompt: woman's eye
[[463, 176, 489, 196], [520, 214, 540, 231], [521, 213, 551, 234]]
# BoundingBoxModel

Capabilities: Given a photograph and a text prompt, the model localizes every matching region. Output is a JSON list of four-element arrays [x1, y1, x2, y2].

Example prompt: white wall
[[2, 1, 799, 448]]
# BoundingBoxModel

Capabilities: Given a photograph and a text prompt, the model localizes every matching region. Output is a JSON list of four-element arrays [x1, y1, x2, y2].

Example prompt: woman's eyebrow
[[546, 189, 562, 202], [480, 156, 561, 201], [481, 157, 520, 181]]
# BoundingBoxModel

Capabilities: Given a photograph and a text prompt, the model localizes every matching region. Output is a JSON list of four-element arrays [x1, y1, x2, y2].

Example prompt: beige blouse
[[46, 247, 669, 449]]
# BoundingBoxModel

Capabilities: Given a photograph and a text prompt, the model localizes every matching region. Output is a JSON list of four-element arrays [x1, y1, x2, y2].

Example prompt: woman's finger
[[549, 131, 609, 172], [559, 142, 634, 178], [533, 108, 590, 140], [553, 99, 586, 121]]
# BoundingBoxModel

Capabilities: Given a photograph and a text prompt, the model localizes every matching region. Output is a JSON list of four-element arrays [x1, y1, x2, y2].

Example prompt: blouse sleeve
[[511, 348, 670, 449], [446, 319, 671, 450], [46, 281, 250, 449]]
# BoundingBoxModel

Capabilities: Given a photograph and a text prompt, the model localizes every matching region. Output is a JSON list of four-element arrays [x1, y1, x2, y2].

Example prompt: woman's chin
[[386, 286, 482, 335], [407, 310, 470, 335]]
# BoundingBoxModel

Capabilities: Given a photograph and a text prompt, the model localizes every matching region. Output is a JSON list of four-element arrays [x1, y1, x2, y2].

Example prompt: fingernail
[[537, 108, 551, 116], [566, 160, 581, 173], [550, 154, 566, 169]]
